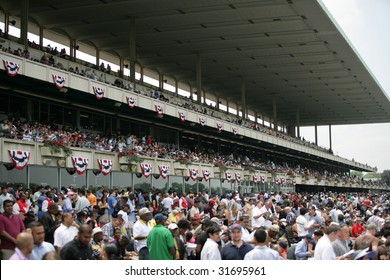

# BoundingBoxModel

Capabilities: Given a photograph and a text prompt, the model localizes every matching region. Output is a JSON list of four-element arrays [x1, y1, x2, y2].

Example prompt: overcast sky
[[300, 0, 390, 172]]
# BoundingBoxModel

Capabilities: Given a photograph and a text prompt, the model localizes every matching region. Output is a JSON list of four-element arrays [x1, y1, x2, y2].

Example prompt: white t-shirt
[[252, 206, 266, 229], [313, 235, 336, 260], [53, 224, 78, 249], [118, 210, 129, 228], [133, 220, 152, 252], [201, 238, 221, 260], [161, 197, 173, 212], [296, 215, 309, 237]]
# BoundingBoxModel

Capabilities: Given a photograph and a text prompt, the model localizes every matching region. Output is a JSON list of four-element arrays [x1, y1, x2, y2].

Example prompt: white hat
[[92, 227, 103, 236], [138, 207, 151, 216], [168, 223, 178, 230]]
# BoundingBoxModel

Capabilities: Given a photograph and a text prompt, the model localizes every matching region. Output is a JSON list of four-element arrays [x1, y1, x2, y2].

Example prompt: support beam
[[196, 53, 202, 104], [329, 125, 333, 152], [39, 26, 44, 49], [4, 12, 9, 37], [315, 125, 318, 146], [241, 77, 246, 119], [296, 109, 300, 138], [119, 57, 124, 78], [19, 0, 29, 50], [96, 49, 100, 68], [272, 96, 277, 130], [175, 79, 179, 96], [129, 17, 136, 84]]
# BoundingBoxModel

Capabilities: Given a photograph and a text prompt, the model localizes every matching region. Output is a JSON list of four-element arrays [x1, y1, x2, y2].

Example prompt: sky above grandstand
[[300, 0, 390, 173]]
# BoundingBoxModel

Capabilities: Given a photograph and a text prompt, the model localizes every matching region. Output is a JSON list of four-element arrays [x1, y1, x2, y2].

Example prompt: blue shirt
[[30, 241, 55, 260], [127, 200, 136, 223], [221, 241, 253, 260], [295, 239, 310, 260], [107, 196, 117, 216]]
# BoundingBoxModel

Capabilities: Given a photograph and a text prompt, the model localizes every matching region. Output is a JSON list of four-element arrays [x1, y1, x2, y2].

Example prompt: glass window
[[0, 165, 27, 186], [133, 174, 151, 192], [10, 96, 27, 119], [88, 170, 110, 189], [0, 94, 9, 115], [112, 172, 132, 190], [64, 108, 77, 128], [40, 102, 49, 123], [29, 166, 58, 189], [49, 104, 64, 125], [60, 168, 87, 188]]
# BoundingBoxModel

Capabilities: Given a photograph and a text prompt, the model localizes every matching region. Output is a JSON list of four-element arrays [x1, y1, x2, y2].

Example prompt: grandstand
[[0, 0, 389, 194]]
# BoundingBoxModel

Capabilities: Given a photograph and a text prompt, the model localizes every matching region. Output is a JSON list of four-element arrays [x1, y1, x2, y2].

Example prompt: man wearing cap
[[147, 214, 175, 260], [90, 227, 104, 259], [133, 207, 152, 260], [221, 223, 253, 260], [168, 223, 185, 260], [201, 224, 222, 260], [294, 234, 314, 260], [244, 228, 282, 260], [203, 199, 216, 218]]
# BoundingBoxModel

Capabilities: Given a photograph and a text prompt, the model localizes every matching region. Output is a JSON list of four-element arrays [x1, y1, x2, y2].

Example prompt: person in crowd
[[332, 224, 351, 257], [168, 223, 185, 260], [147, 213, 175, 260], [295, 234, 314, 260], [313, 224, 341, 260], [9, 232, 34, 260], [60, 224, 94, 260], [101, 217, 121, 240], [244, 228, 282, 260], [40, 203, 60, 244], [305, 205, 322, 236], [53, 213, 78, 253], [28, 221, 55, 260], [90, 227, 104, 260], [201, 224, 221, 260], [0, 200, 25, 259], [221, 223, 253, 260], [133, 207, 152, 260]]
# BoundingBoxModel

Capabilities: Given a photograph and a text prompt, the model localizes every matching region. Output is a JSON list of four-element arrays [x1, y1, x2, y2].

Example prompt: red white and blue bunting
[[126, 96, 136, 108], [261, 175, 266, 184], [189, 168, 198, 181], [225, 171, 232, 183], [202, 169, 210, 181], [199, 117, 206, 127], [3, 60, 20, 76], [155, 105, 163, 116], [52, 74, 66, 89], [140, 163, 152, 178], [232, 127, 237, 135], [253, 175, 259, 184], [8, 150, 30, 170], [97, 159, 112, 176], [235, 172, 241, 183], [178, 112, 186, 122], [92, 86, 105, 100], [158, 165, 169, 179], [281, 178, 286, 186], [216, 123, 223, 132], [71, 156, 89, 175], [292, 180, 296, 186]]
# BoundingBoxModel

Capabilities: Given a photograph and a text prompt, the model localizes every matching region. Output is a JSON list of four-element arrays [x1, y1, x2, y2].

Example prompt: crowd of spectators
[[0, 183, 389, 260], [2, 38, 368, 164]]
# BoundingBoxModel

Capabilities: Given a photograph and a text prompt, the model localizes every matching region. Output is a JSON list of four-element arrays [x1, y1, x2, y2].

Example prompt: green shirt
[[147, 224, 174, 260]]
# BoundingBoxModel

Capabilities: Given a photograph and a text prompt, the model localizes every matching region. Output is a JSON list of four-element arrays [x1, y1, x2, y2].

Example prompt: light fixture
[[114, 102, 122, 107], [10, 20, 16, 26], [75, 45, 80, 50], [124, 64, 129, 68]]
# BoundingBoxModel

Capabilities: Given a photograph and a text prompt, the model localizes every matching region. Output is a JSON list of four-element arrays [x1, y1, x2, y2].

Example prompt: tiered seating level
[[0, 138, 385, 190]]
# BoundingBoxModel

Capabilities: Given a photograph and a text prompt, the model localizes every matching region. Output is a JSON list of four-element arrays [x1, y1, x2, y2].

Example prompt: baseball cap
[[138, 207, 151, 216], [230, 223, 242, 231], [92, 227, 103, 236], [168, 223, 178, 230], [154, 213, 167, 221], [269, 225, 280, 232], [209, 199, 216, 205], [304, 234, 313, 240]]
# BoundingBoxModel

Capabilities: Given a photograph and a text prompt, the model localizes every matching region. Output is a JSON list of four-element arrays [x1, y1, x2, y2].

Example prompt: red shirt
[[0, 213, 25, 250], [351, 223, 365, 238], [364, 199, 371, 208]]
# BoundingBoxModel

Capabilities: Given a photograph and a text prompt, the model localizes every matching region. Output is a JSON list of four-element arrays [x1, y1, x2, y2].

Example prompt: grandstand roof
[[2, 0, 390, 126]]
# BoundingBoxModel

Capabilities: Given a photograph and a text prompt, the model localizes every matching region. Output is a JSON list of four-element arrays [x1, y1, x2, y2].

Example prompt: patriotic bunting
[[253, 175, 259, 184], [178, 112, 186, 122], [292, 180, 296, 186], [92, 86, 105, 100], [225, 171, 232, 183], [235, 172, 241, 183], [281, 178, 286, 186], [199, 117, 206, 127], [71, 156, 89, 175], [232, 127, 237, 135], [3, 60, 20, 76], [8, 150, 30, 170], [158, 165, 169, 179], [52, 74, 66, 89], [140, 163, 152, 178], [97, 159, 112, 176], [189, 168, 198, 181], [155, 105, 163, 116], [216, 123, 223, 132], [202, 170, 210, 181], [126, 96, 136, 108], [261, 175, 266, 184]]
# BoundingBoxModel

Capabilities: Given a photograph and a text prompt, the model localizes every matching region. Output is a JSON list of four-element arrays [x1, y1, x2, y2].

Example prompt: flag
[[253, 175, 258, 184], [292, 180, 296, 186], [155, 105, 163, 116], [178, 112, 186, 122], [225, 171, 232, 183], [52, 74, 66, 89], [235, 172, 241, 183], [261, 175, 266, 184], [199, 117, 205, 126], [8, 150, 30, 170], [97, 159, 112, 176], [158, 165, 169, 179], [71, 156, 89, 175], [92, 86, 105, 100], [127, 96, 136, 108], [189, 168, 198, 181], [216, 123, 223, 132], [3, 60, 20, 76], [140, 163, 152, 178], [202, 170, 210, 181], [232, 127, 237, 135]]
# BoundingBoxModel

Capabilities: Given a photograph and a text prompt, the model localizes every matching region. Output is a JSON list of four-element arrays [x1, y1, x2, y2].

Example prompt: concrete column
[[19, 0, 29, 50], [96, 49, 100, 68], [119, 57, 124, 78], [226, 100, 229, 113], [216, 96, 220, 110], [69, 39, 74, 60], [236, 104, 239, 116], [196, 53, 202, 104], [39, 26, 44, 49], [272, 96, 277, 130], [4, 12, 9, 37], [315, 125, 318, 146], [255, 112, 258, 123], [296, 109, 300, 138], [159, 73, 163, 90], [329, 125, 332, 151], [140, 64, 144, 84], [175, 79, 179, 96], [262, 114, 265, 126], [189, 84, 193, 99], [129, 17, 136, 84], [241, 77, 246, 119]]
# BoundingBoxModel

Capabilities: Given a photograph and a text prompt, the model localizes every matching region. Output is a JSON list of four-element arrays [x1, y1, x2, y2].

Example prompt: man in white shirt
[[252, 201, 268, 230], [53, 213, 78, 253], [244, 228, 282, 260], [28, 221, 55, 260], [133, 207, 152, 260], [201, 224, 221, 260], [296, 208, 312, 238], [314, 224, 341, 260], [118, 204, 130, 235], [161, 194, 174, 213]]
